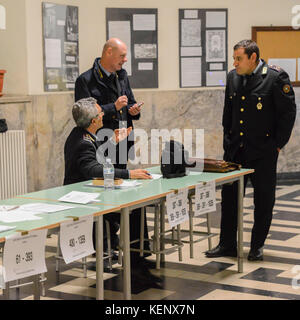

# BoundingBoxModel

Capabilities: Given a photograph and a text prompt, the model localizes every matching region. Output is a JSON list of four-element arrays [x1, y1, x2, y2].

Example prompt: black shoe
[[247, 248, 263, 261], [131, 257, 163, 283], [205, 244, 237, 258]]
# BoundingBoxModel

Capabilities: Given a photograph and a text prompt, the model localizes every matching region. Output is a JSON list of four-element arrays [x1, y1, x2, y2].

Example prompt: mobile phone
[[137, 102, 144, 108]]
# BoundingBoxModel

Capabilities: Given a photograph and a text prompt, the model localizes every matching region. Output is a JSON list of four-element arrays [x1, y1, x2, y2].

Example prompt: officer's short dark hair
[[234, 40, 260, 62], [72, 97, 98, 129]]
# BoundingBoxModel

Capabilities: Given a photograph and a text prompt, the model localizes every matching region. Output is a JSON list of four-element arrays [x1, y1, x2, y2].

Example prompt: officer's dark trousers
[[220, 148, 278, 251]]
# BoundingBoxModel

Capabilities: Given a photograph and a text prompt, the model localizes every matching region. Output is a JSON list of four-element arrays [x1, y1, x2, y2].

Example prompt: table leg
[[122, 207, 131, 300], [237, 176, 244, 273], [160, 200, 166, 264], [33, 274, 40, 300], [96, 215, 104, 300]]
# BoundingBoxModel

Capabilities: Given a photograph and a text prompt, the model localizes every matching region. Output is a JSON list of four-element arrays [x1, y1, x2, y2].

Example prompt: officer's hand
[[128, 103, 142, 116], [129, 169, 152, 179], [277, 147, 281, 153], [115, 95, 128, 111], [113, 127, 132, 143]]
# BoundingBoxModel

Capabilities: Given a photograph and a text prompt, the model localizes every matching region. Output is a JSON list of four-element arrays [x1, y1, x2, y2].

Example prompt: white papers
[[181, 57, 202, 87], [0, 205, 19, 211], [3, 229, 47, 282], [149, 174, 162, 180], [20, 203, 74, 214], [59, 215, 95, 264], [0, 210, 42, 223], [206, 71, 227, 86], [133, 14, 156, 31], [45, 38, 62, 68], [181, 19, 201, 46], [108, 21, 132, 76], [206, 30, 226, 62], [166, 189, 189, 228], [134, 44, 157, 59], [180, 46, 202, 57], [138, 62, 153, 71], [184, 10, 198, 19], [59, 191, 100, 204], [210, 63, 223, 71], [206, 11, 226, 28], [57, 19, 65, 26], [194, 181, 216, 216], [118, 180, 141, 188], [268, 58, 297, 82], [0, 225, 16, 233]]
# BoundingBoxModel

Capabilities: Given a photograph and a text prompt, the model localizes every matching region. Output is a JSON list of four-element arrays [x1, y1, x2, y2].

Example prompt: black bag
[[161, 140, 196, 178], [0, 119, 8, 133]]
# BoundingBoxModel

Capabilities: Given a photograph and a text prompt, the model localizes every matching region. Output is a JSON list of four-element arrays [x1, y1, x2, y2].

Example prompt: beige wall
[[1, 0, 299, 94], [0, 0, 28, 94]]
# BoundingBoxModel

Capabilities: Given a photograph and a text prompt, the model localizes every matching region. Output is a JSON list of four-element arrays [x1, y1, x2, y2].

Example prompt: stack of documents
[[59, 191, 100, 204]]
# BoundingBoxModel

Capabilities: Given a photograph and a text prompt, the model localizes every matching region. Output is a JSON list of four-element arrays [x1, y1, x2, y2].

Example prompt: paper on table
[[0, 225, 16, 233], [0, 210, 42, 223], [150, 174, 162, 179], [58, 191, 100, 204], [0, 205, 19, 211], [20, 203, 74, 213], [85, 180, 141, 189]]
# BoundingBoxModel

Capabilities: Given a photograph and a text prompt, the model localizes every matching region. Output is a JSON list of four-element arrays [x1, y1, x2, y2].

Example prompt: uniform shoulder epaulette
[[83, 134, 95, 142], [268, 64, 281, 72]]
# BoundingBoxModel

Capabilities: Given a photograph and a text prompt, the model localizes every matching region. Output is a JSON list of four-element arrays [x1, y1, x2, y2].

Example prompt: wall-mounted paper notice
[[108, 21, 132, 76], [45, 38, 62, 68], [210, 63, 223, 70], [133, 14, 156, 31], [268, 58, 297, 82], [180, 46, 202, 57], [206, 71, 226, 86], [181, 57, 202, 87], [138, 62, 153, 71], [181, 19, 201, 46], [206, 11, 226, 28], [184, 10, 198, 19]]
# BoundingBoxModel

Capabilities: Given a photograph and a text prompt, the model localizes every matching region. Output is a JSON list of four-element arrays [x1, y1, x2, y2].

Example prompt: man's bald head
[[100, 38, 128, 73]]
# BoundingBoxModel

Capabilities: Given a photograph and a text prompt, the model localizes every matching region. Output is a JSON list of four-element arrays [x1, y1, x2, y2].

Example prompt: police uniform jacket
[[222, 59, 296, 161], [63, 127, 129, 185], [74, 58, 139, 157]]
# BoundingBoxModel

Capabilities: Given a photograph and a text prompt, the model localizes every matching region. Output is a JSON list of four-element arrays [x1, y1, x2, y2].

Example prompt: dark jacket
[[75, 58, 139, 159], [222, 60, 296, 161], [63, 127, 129, 185]]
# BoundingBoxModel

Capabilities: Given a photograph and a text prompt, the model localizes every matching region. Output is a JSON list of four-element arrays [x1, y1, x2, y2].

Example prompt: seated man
[[63, 98, 157, 280]]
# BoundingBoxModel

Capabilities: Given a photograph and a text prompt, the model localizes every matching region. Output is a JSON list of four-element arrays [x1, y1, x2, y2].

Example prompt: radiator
[[0, 130, 27, 200]]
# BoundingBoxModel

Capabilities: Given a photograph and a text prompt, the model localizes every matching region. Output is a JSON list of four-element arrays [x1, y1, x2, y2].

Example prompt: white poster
[[59, 215, 95, 264], [206, 11, 226, 28], [268, 58, 297, 82], [45, 38, 62, 68], [206, 30, 226, 62], [108, 21, 132, 76], [184, 10, 198, 19], [180, 46, 202, 57], [133, 14, 156, 31], [138, 62, 153, 70], [3, 229, 47, 282], [206, 71, 227, 86], [181, 57, 202, 87], [181, 19, 201, 46]]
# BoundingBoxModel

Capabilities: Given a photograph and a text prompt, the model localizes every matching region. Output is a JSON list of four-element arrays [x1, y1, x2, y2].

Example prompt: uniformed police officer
[[205, 40, 296, 261]]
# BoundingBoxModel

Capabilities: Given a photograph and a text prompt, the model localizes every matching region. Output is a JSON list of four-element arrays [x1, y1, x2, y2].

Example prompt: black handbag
[[0, 119, 8, 133]]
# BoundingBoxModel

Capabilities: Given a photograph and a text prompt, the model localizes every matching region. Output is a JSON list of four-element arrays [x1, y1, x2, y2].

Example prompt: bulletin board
[[252, 26, 300, 86], [42, 2, 79, 92], [106, 8, 158, 89], [179, 8, 228, 88]]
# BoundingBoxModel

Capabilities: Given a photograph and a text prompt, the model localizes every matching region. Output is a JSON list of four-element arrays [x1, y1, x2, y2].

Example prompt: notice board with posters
[[179, 8, 228, 88], [106, 8, 158, 89], [252, 26, 300, 86], [42, 2, 79, 92]]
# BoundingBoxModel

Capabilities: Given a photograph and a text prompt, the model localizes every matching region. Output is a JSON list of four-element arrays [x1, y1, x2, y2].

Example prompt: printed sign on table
[[166, 188, 189, 228], [194, 181, 216, 216]]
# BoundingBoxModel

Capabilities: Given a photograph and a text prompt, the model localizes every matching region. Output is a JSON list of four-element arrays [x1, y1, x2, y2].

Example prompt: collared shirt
[[243, 59, 263, 86], [98, 60, 114, 78]]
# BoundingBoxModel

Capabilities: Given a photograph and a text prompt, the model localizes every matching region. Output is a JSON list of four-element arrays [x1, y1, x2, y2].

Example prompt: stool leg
[[82, 257, 87, 278], [189, 196, 194, 258], [41, 273, 46, 296], [206, 212, 212, 250], [3, 282, 9, 300], [56, 233, 60, 272], [140, 207, 145, 257], [105, 220, 113, 271], [155, 204, 160, 270], [177, 224, 183, 261], [172, 227, 175, 246], [160, 200, 166, 264]]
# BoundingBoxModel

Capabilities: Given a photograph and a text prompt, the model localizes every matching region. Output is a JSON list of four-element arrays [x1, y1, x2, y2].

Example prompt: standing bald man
[[74, 39, 153, 272]]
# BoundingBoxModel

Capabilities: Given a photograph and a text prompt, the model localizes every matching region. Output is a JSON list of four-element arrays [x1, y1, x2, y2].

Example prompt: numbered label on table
[[3, 229, 47, 282], [194, 181, 216, 216], [60, 215, 95, 264], [166, 188, 189, 228]]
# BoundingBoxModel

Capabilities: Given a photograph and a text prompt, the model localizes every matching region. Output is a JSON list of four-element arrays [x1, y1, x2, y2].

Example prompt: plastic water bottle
[[103, 158, 114, 189]]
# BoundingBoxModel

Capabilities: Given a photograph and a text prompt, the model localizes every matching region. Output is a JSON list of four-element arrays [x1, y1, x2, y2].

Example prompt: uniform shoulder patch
[[283, 84, 291, 94], [83, 134, 94, 142], [268, 64, 281, 72]]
